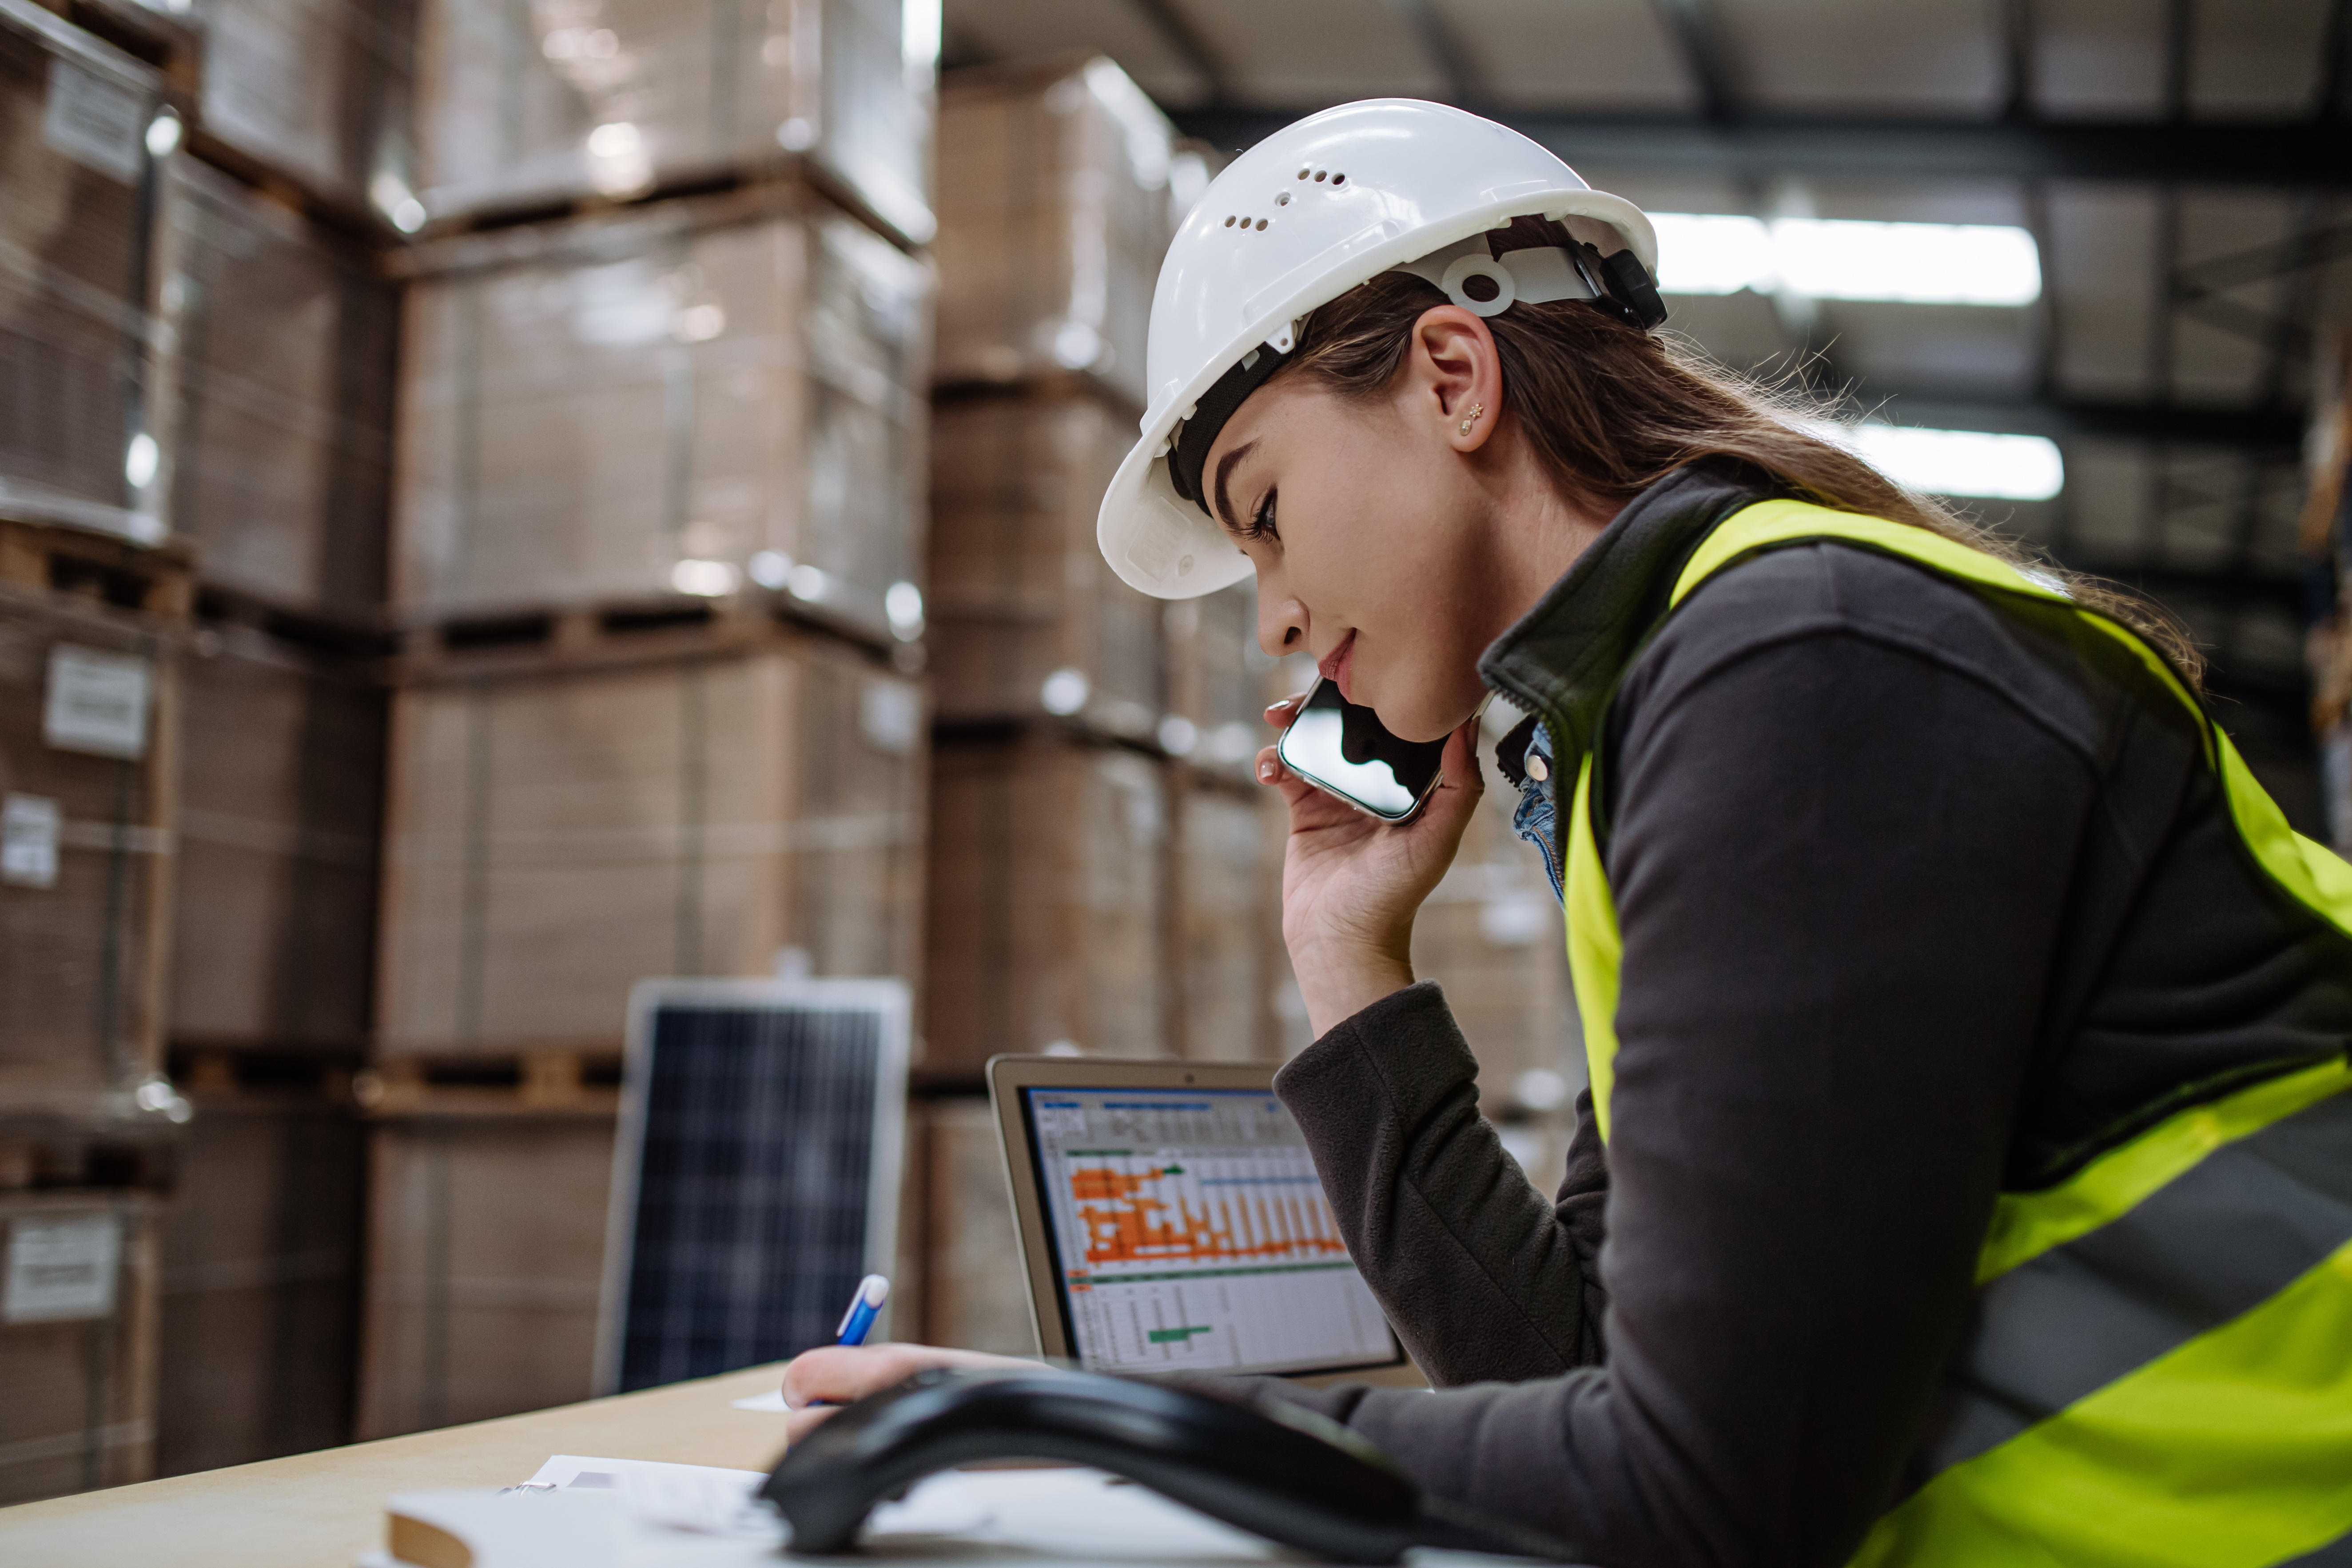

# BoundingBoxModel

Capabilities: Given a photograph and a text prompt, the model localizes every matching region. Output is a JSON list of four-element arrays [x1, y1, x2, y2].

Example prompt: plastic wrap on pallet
[[395, 194, 932, 638], [375, 637, 925, 1056], [0, 0, 171, 543], [170, 624, 385, 1051], [164, 161, 399, 616], [924, 736, 1164, 1075], [932, 57, 1196, 412], [927, 392, 1162, 736], [198, 0, 418, 211], [155, 1080, 363, 1474], [357, 1115, 613, 1438], [0, 1194, 159, 1503], [0, 588, 177, 1113], [414, 0, 934, 242]]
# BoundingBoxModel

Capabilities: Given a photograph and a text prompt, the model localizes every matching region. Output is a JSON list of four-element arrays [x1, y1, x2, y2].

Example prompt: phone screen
[[1275, 679, 1448, 821]]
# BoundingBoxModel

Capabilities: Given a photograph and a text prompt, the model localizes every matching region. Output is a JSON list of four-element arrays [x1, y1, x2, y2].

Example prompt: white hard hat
[[1095, 99, 1662, 600]]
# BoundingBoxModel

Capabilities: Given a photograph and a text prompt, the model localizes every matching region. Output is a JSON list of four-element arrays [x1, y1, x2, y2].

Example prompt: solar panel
[[595, 978, 909, 1396]]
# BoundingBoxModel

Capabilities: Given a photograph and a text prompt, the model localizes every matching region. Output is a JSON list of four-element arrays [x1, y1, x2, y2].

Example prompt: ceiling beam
[[1125, 0, 1230, 106], [1650, 0, 1735, 123], [1852, 390, 2304, 449], [1377, 0, 1485, 106], [1167, 106, 2352, 187]]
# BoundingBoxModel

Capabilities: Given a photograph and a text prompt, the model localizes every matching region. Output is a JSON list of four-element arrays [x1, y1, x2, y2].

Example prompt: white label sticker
[[1, 795, 61, 889], [45, 645, 151, 759], [42, 59, 144, 185], [4, 1214, 123, 1324]]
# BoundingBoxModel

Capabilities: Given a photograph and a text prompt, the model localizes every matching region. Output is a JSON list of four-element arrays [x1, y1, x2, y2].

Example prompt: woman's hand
[[779, 1343, 1037, 1444], [1258, 699, 1484, 1037]]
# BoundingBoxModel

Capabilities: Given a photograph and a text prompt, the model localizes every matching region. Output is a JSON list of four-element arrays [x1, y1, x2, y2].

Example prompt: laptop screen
[[1018, 1084, 1400, 1377]]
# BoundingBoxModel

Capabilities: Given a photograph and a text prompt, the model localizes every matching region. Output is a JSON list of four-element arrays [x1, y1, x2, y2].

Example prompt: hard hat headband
[[1168, 342, 1292, 517], [1165, 239, 1667, 522]]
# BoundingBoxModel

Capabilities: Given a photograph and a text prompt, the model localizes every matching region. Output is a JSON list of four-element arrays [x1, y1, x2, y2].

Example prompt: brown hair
[[1279, 217, 2204, 686]]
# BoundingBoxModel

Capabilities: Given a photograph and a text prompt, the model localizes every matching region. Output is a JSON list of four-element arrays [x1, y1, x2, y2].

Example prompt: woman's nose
[[1259, 596, 1308, 659]]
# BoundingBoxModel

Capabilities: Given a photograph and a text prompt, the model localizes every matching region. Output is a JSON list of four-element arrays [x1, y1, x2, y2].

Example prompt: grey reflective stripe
[[1924, 1088, 2352, 1476], [2275, 1528, 2352, 1567]]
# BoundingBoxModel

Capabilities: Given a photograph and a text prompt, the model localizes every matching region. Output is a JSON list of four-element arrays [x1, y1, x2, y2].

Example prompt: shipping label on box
[[44, 645, 151, 759], [4, 1212, 123, 1323], [1, 793, 61, 889], [42, 57, 145, 185]]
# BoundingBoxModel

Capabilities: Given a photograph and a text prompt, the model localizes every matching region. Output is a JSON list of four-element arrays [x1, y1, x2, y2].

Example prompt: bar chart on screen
[[1026, 1089, 1398, 1375]]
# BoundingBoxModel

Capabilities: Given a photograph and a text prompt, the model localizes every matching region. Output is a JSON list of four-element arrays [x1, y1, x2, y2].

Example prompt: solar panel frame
[[593, 977, 910, 1397]]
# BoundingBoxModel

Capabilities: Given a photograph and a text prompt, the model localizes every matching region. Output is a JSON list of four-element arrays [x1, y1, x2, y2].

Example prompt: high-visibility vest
[[1560, 498, 2352, 1567]]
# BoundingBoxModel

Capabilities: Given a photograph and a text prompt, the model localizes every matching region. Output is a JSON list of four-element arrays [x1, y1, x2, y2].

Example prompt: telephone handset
[[763, 1367, 1578, 1564]]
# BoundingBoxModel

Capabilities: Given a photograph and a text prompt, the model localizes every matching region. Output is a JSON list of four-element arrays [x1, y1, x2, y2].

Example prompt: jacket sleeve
[[1273, 981, 1607, 1382], [1255, 610, 2094, 1567]]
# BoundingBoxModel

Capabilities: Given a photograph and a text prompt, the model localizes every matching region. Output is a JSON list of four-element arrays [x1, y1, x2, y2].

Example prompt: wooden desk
[[0, 1362, 792, 1568]]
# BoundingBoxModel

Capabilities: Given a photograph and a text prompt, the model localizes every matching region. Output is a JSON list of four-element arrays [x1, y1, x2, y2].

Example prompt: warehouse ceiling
[[941, 0, 2352, 824]]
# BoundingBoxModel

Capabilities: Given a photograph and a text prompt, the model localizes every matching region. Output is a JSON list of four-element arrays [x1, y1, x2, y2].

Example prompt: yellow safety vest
[[1560, 499, 2352, 1567]]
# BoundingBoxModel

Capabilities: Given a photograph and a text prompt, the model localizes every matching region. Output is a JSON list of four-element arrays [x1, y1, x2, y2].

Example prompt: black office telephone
[[762, 1367, 1580, 1564]]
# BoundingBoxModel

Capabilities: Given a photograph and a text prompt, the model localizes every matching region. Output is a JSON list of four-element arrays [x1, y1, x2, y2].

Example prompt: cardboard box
[[356, 1113, 612, 1438], [170, 624, 384, 1051], [376, 635, 926, 1056], [923, 734, 1165, 1076], [413, 0, 931, 241], [913, 1095, 1031, 1356], [1163, 581, 1281, 778], [927, 392, 1163, 737], [0, 1195, 159, 1504], [197, 0, 418, 208], [154, 1082, 364, 1474], [1174, 782, 1280, 1064], [1411, 779, 1584, 1165], [0, 2, 170, 541], [0, 584, 177, 1109], [932, 57, 1187, 412], [394, 192, 933, 639], [163, 162, 399, 618]]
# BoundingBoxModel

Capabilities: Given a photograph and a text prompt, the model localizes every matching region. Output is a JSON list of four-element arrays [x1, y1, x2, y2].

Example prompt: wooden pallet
[[393, 592, 912, 683], [0, 516, 195, 624], [352, 1052, 625, 1119]]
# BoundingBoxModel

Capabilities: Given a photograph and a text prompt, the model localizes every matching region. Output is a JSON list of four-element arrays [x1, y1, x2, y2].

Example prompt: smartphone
[[1274, 677, 1449, 823]]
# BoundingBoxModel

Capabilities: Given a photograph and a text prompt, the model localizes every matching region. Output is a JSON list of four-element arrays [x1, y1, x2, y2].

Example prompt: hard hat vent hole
[[1331, 173, 1345, 186], [1297, 167, 1309, 179], [1255, 219, 1268, 231], [1223, 215, 1235, 227], [1276, 192, 1290, 206], [1313, 171, 1327, 182], [1462, 273, 1501, 303]]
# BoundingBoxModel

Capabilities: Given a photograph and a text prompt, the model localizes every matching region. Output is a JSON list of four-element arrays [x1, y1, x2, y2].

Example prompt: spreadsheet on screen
[[1022, 1086, 1397, 1376]]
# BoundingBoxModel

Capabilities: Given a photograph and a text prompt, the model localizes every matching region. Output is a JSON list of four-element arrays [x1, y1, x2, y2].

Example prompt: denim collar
[[1477, 460, 1778, 763]]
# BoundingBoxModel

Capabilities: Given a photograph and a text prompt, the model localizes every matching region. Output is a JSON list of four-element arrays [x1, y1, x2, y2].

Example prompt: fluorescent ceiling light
[[1651, 215, 2041, 306], [1818, 424, 2065, 501]]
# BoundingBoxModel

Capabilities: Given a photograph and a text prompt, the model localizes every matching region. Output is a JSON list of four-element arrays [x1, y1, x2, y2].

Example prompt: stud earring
[[1457, 402, 1484, 437]]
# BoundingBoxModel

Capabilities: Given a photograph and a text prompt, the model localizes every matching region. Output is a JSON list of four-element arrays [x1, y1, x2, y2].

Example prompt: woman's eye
[[1248, 491, 1279, 542]]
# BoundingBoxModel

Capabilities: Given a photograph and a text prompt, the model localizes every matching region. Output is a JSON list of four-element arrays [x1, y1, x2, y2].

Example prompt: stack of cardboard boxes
[[0, 0, 195, 1502], [355, 0, 936, 1434], [911, 58, 1279, 1353]]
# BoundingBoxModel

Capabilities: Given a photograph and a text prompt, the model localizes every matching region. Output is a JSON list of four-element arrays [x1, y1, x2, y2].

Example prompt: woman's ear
[[1406, 305, 1504, 453]]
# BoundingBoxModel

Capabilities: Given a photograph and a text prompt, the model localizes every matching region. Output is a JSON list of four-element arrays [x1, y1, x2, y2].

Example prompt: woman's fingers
[[1264, 692, 1307, 731], [778, 1344, 1042, 1445]]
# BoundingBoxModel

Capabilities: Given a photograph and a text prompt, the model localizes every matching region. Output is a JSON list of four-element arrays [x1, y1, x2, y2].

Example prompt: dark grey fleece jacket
[[1202, 463, 2352, 1567]]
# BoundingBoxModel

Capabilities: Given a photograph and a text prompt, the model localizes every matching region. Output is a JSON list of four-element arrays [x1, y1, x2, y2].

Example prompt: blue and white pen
[[834, 1274, 890, 1347]]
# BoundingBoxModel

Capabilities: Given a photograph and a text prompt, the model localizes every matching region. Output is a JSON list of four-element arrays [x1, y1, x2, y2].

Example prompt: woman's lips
[[1320, 631, 1357, 704]]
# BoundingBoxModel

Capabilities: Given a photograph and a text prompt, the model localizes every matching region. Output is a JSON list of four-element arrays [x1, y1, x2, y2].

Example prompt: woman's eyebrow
[[1213, 441, 1258, 533]]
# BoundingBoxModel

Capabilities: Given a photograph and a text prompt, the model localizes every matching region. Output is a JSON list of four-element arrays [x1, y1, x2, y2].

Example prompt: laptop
[[987, 1055, 1423, 1387]]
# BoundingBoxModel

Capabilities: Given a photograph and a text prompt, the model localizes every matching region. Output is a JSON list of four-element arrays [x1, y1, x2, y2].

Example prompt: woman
[[788, 102, 2352, 1566]]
